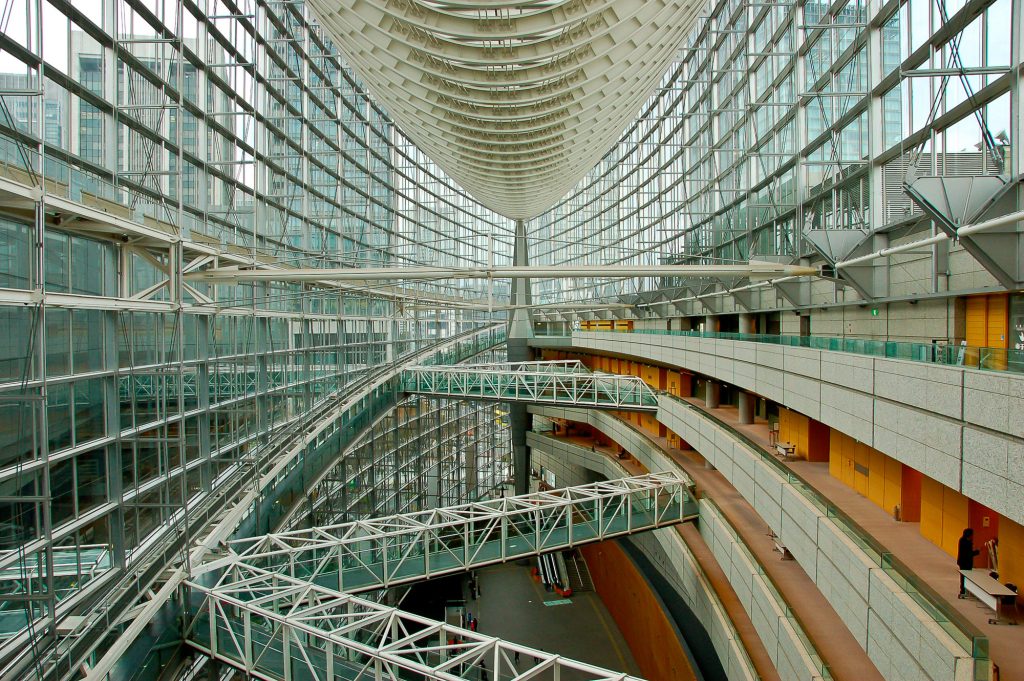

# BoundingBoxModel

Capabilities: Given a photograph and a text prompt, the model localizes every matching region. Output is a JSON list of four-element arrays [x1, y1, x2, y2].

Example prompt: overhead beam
[[184, 262, 823, 283]]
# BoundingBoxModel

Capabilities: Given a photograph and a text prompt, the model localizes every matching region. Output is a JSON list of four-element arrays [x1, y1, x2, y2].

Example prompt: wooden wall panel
[[901, 466, 922, 522], [580, 541, 697, 681], [998, 518, 1024, 595], [940, 487, 969, 557]]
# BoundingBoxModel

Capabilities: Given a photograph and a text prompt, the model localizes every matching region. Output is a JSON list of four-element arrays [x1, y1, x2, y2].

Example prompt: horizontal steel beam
[[184, 262, 823, 283]]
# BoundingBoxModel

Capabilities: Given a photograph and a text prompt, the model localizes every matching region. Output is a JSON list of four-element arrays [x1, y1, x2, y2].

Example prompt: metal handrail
[[624, 328, 1024, 374]]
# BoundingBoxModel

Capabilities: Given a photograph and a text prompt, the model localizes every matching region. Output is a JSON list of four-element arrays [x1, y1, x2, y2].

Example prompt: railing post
[[208, 596, 218, 660], [282, 623, 291, 681], [568, 502, 574, 546], [243, 609, 253, 670]]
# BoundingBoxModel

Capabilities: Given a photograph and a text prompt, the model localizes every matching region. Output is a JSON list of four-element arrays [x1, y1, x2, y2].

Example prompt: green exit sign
[[871, 308, 879, 316]]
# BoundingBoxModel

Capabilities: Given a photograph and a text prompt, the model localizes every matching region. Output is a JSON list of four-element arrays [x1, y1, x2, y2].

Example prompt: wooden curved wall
[[580, 541, 697, 681]]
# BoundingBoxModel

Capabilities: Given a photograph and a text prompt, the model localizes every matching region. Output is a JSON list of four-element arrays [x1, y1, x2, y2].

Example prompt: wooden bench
[[775, 442, 796, 459], [961, 569, 1018, 624]]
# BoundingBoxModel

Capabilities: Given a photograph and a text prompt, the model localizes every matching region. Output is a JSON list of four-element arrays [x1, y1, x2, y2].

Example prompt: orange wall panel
[[841, 436, 856, 488], [806, 420, 830, 461], [580, 541, 697, 681], [966, 293, 1009, 349], [901, 466, 922, 522], [829, 431, 843, 480], [667, 371, 682, 396], [920, 476, 945, 549], [778, 408, 811, 459], [999, 518, 1024, 597]]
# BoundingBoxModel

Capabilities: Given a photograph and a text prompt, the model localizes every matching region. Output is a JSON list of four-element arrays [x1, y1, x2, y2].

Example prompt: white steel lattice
[[186, 474, 694, 681], [187, 563, 643, 681], [197, 473, 694, 593], [402, 361, 658, 410]]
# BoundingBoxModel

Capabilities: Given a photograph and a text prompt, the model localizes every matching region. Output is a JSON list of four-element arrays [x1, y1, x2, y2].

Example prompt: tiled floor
[[470, 562, 643, 679]]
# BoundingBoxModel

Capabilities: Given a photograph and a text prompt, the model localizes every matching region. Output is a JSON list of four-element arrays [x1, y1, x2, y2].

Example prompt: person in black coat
[[957, 528, 980, 597]]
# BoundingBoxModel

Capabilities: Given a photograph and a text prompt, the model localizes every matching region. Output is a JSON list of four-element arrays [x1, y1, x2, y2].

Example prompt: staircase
[[564, 551, 595, 593]]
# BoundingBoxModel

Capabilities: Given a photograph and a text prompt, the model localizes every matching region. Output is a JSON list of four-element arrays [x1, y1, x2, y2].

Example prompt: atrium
[[0, 0, 1021, 680]]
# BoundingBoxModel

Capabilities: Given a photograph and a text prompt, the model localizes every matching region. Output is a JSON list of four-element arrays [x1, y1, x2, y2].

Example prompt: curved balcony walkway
[[541, 427, 884, 681], [675, 397, 1024, 681]]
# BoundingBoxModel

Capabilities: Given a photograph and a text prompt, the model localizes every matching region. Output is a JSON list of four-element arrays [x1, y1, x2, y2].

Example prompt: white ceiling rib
[[307, 0, 703, 219]]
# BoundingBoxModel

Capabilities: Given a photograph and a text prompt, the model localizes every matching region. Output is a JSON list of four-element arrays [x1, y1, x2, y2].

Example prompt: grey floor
[[468, 562, 642, 678]]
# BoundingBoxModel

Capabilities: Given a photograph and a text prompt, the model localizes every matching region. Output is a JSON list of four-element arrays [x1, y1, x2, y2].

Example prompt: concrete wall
[[526, 432, 759, 681], [698, 498, 826, 681], [568, 331, 1024, 527], [657, 396, 976, 681]]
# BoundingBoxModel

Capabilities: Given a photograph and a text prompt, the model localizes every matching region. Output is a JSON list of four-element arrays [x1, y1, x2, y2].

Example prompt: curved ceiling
[[306, 1, 703, 219]]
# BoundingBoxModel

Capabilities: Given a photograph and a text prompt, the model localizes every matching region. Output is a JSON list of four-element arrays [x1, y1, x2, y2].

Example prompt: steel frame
[[402, 362, 659, 411], [199, 472, 691, 595], [187, 563, 642, 681], [526, 0, 1024, 319]]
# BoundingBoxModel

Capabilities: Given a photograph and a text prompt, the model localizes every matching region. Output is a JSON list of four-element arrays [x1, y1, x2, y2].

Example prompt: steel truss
[[187, 563, 642, 681], [199, 473, 693, 594], [402, 362, 659, 411], [455, 360, 591, 374]]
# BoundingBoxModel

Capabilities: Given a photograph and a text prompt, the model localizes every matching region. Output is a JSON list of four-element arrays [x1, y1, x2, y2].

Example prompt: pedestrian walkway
[[679, 398, 1024, 681], [402, 361, 659, 411], [203, 473, 694, 594]]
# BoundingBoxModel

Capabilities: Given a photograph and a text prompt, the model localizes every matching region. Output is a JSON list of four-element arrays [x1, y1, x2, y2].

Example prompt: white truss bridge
[[402, 360, 659, 411], [186, 473, 695, 681]]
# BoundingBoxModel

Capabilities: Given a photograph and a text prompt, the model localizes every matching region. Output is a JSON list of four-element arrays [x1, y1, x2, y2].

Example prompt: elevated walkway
[[199, 472, 696, 594], [187, 564, 645, 681], [186, 473, 695, 681], [402, 360, 659, 411]]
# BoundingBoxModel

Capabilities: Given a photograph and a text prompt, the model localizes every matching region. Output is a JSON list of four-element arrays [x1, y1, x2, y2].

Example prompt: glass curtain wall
[[530, 0, 1018, 308], [0, 0, 514, 665]]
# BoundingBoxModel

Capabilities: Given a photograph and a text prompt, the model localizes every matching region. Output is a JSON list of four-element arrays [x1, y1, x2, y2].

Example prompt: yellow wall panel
[[883, 457, 902, 517], [999, 519, 1024, 599], [987, 294, 1008, 348], [842, 436, 856, 487], [966, 296, 988, 347], [867, 448, 885, 506], [829, 431, 843, 480], [853, 443, 869, 496], [779, 408, 813, 459], [941, 487, 970, 557]]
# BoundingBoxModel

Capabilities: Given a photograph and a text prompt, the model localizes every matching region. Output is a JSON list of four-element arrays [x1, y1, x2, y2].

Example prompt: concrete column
[[704, 315, 719, 333], [739, 312, 755, 334], [705, 380, 720, 409], [738, 390, 755, 424], [508, 219, 534, 495]]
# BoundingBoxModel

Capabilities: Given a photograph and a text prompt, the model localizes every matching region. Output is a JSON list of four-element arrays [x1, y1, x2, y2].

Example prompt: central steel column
[[508, 219, 534, 494]]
